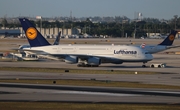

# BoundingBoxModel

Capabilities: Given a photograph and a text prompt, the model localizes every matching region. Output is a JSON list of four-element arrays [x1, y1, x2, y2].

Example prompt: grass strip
[[0, 67, 160, 74], [0, 102, 179, 110], [0, 79, 180, 90]]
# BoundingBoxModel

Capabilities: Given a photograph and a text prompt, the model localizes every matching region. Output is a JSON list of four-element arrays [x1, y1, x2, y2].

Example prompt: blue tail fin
[[19, 18, 51, 47], [53, 31, 61, 45], [158, 30, 177, 46]]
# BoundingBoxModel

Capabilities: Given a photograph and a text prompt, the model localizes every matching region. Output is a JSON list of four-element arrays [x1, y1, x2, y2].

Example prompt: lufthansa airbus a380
[[19, 18, 153, 67]]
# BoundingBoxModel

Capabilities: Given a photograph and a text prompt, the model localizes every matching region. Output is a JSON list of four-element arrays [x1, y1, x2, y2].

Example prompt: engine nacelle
[[87, 57, 101, 65], [65, 56, 78, 64]]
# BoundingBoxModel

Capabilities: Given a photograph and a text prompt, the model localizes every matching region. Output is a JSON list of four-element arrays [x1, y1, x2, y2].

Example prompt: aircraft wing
[[23, 49, 47, 55], [167, 45, 180, 49], [58, 54, 122, 64]]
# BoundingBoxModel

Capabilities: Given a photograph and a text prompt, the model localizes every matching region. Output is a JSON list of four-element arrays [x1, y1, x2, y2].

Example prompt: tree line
[[1, 16, 180, 38]]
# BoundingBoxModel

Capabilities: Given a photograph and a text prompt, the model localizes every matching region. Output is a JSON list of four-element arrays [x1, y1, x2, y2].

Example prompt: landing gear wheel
[[142, 62, 147, 68], [142, 65, 146, 67], [77, 63, 85, 67], [77, 63, 99, 67], [85, 64, 91, 67], [151, 65, 154, 68], [158, 65, 161, 68]]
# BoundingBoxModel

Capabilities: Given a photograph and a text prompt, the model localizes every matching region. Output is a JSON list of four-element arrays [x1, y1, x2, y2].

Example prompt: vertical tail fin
[[53, 31, 61, 45], [19, 18, 51, 47], [158, 30, 177, 46]]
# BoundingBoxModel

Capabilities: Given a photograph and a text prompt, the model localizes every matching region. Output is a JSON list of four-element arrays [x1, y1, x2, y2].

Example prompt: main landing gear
[[77, 63, 99, 67], [142, 62, 147, 68]]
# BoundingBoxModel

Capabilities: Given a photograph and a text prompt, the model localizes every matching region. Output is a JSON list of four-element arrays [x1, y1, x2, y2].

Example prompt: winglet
[[158, 30, 177, 46], [19, 18, 51, 47]]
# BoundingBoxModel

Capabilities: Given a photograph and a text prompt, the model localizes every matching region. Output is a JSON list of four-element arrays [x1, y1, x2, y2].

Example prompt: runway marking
[[52, 90, 142, 97]]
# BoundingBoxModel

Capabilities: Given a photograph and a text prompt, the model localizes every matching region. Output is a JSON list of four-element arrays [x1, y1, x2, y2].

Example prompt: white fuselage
[[23, 44, 153, 64], [142, 45, 167, 54]]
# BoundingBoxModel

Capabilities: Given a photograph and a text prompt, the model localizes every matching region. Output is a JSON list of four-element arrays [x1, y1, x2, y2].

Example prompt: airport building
[[0, 29, 21, 38], [0, 27, 81, 38], [35, 27, 81, 38]]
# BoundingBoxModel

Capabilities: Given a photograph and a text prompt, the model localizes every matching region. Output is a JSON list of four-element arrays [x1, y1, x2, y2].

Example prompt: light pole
[[40, 18, 42, 33], [174, 15, 178, 30], [36, 16, 42, 33], [134, 22, 136, 39]]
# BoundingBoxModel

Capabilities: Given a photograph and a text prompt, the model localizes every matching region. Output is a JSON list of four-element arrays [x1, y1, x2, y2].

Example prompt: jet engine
[[87, 57, 101, 65], [65, 56, 78, 64]]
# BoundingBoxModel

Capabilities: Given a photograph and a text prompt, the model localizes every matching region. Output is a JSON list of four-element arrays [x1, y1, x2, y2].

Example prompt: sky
[[0, 0, 180, 20]]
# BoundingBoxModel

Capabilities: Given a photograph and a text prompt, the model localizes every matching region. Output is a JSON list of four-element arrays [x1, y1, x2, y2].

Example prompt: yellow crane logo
[[169, 35, 175, 41], [26, 27, 37, 40]]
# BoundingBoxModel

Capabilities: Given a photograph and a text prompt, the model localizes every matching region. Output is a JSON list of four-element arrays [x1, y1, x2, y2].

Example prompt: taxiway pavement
[[0, 83, 180, 104]]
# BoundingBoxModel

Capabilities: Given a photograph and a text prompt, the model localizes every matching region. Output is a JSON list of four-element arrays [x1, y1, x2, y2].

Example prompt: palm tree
[[1, 18, 8, 28]]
